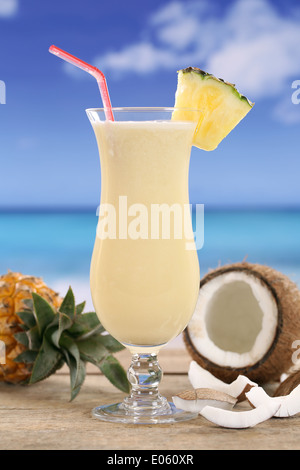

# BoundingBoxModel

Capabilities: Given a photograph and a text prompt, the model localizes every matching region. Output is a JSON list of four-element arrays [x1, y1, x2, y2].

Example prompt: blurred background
[[0, 0, 300, 325]]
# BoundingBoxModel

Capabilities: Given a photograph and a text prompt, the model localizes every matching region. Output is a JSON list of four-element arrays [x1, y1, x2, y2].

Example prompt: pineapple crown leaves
[[14, 287, 129, 401]]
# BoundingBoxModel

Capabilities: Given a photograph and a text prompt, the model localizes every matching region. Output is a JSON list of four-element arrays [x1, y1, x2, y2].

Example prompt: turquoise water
[[0, 209, 300, 309], [0, 212, 96, 280]]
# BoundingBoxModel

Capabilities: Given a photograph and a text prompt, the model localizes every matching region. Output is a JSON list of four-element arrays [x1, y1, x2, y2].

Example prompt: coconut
[[246, 385, 300, 418], [184, 262, 300, 384], [273, 370, 300, 397], [172, 387, 237, 413], [200, 401, 279, 429], [188, 360, 257, 402]]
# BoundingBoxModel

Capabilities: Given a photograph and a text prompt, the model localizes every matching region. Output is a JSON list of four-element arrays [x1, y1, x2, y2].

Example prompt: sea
[[1, 208, 299, 348]]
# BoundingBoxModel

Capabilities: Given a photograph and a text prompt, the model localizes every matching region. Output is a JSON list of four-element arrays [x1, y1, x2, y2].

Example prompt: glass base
[[92, 352, 197, 424], [92, 401, 198, 425]]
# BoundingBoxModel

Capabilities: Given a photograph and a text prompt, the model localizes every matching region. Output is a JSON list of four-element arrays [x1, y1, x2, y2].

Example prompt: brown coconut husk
[[273, 370, 300, 397], [184, 262, 300, 385]]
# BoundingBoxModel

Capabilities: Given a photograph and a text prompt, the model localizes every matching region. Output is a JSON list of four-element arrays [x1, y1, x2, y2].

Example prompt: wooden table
[[0, 348, 299, 450]]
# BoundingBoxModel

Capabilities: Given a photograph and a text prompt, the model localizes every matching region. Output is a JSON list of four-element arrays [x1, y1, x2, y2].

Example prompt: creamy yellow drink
[[90, 118, 199, 351], [83, 64, 253, 423]]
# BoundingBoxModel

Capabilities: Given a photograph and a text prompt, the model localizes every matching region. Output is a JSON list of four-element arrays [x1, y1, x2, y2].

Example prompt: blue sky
[[0, 0, 300, 209]]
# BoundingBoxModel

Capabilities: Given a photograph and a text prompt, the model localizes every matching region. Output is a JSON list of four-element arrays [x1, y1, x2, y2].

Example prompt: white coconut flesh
[[200, 401, 280, 429], [188, 271, 278, 368], [246, 385, 300, 418], [189, 361, 257, 400]]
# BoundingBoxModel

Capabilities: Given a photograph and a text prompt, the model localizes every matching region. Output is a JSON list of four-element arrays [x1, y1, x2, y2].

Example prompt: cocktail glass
[[86, 107, 201, 424]]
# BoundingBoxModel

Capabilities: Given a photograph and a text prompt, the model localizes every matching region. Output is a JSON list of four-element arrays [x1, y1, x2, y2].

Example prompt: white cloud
[[0, 0, 18, 17], [205, 0, 300, 99], [86, 0, 300, 123], [95, 42, 178, 76], [63, 61, 86, 80], [150, 1, 186, 25], [150, 1, 207, 51], [206, 29, 300, 98], [155, 16, 199, 51]]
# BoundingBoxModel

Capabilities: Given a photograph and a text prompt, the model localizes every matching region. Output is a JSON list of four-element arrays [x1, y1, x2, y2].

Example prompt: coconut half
[[200, 401, 280, 429], [246, 385, 300, 418], [184, 262, 300, 384], [172, 387, 237, 413]]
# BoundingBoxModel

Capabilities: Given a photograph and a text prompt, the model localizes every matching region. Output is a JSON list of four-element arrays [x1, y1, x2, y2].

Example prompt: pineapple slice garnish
[[173, 67, 254, 151]]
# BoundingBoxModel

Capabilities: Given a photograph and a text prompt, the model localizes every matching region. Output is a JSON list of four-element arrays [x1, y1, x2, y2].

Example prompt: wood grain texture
[[0, 349, 299, 450]]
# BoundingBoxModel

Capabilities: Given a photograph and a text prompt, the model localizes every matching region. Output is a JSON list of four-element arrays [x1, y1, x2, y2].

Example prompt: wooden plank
[[0, 371, 299, 450]]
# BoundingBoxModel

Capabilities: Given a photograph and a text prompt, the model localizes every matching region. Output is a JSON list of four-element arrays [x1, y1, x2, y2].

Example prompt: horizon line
[[0, 204, 300, 213]]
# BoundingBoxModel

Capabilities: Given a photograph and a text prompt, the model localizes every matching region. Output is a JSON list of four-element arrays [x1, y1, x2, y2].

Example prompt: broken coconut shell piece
[[273, 370, 300, 397], [184, 262, 300, 384], [246, 385, 300, 418], [189, 361, 257, 402], [172, 388, 237, 413], [200, 401, 280, 429]]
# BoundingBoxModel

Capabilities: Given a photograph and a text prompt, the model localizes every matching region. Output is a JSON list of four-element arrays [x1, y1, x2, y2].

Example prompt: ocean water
[[1, 209, 299, 346]]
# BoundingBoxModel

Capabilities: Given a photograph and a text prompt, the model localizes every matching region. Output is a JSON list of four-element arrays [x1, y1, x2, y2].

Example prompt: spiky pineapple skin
[[180, 67, 253, 107], [0, 272, 61, 384]]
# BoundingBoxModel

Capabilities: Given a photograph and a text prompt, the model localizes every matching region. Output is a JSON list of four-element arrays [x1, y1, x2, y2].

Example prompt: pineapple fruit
[[0, 272, 129, 400], [172, 67, 254, 151]]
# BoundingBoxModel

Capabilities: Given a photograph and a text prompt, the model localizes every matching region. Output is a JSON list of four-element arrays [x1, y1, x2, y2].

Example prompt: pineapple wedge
[[172, 67, 254, 151]]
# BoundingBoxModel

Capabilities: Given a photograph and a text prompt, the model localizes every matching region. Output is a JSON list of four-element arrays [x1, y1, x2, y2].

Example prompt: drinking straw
[[49, 45, 114, 121]]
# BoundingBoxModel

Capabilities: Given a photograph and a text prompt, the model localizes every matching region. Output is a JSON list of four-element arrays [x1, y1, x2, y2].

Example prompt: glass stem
[[123, 353, 171, 414]]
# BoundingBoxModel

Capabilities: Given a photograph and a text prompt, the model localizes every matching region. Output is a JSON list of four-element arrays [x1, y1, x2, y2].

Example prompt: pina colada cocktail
[[49, 46, 254, 426], [87, 108, 200, 424], [89, 118, 199, 350]]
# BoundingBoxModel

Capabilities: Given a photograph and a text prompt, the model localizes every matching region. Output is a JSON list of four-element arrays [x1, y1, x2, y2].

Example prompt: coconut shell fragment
[[273, 370, 300, 397], [200, 401, 280, 429], [188, 360, 257, 402], [184, 262, 300, 385], [172, 387, 237, 413], [246, 385, 300, 418]]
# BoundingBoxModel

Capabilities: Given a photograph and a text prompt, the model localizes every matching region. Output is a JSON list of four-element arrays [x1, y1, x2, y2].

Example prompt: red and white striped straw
[[49, 45, 114, 121]]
